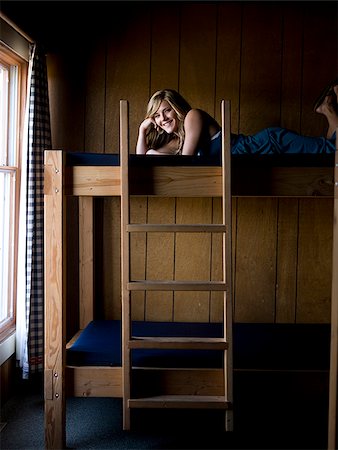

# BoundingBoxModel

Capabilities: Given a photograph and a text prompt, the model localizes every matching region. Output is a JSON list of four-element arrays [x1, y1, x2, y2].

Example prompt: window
[[0, 45, 28, 341]]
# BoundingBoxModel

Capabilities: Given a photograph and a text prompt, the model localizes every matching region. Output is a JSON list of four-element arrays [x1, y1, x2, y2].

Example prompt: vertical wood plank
[[215, 2, 242, 131], [231, 199, 238, 323], [275, 198, 299, 323], [296, 198, 333, 323], [145, 198, 176, 321], [47, 53, 85, 151], [174, 198, 212, 322], [179, 2, 217, 114], [240, 2, 283, 134], [210, 189, 237, 321], [105, 4, 151, 154], [150, 3, 180, 93], [65, 196, 79, 339], [84, 34, 106, 152], [79, 197, 93, 327], [235, 198, 278, 322], [280, 3, 303, 133], [130, 197, 147, 321], [210, 197, 223, 322], [102, 197, 121, 319], [44, 150, 66, 449]]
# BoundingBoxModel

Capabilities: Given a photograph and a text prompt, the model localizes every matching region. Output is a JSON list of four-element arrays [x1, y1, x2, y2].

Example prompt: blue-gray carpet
[[0, 371, 329, 449]]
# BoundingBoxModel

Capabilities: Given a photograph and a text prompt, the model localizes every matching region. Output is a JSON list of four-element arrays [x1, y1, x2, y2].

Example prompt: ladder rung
[[129, 336, 228, 350], [128, 395, 230, 409], [127, 224, 227, 233], [127, 281, 227, 291]]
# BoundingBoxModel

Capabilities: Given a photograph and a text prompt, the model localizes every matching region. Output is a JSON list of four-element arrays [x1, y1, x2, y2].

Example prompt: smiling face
[[153, 100, 178, 134]]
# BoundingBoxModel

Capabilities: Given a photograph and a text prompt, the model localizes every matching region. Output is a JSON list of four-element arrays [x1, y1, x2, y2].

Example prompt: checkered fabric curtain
[[23, 44, 51, 378]]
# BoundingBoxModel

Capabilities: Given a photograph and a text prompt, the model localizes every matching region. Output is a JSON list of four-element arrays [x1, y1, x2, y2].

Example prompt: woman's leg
[[231, 127, 335, 155]]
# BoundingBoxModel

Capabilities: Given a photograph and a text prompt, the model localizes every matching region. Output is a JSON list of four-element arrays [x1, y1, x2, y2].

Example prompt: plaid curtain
[[22, 44, 51, 378]]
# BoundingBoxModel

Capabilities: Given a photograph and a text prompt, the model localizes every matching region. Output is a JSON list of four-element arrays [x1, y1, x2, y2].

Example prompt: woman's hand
[[139, 117, 157, 133], [136, 117, 158, 155]]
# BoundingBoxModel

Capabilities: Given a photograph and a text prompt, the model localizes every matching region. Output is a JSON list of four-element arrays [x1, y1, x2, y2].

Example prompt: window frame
[[0, 44, 28, 342]]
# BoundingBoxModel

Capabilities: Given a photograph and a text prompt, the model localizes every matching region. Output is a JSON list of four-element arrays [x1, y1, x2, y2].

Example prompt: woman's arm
[[146, 138, 180, 155], [136, 118, 180, 155], [136, 118, 155, 155]]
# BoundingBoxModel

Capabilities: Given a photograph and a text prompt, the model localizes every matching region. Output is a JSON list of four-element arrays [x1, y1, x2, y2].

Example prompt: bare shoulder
[[186, 108, 219, 128], [184, 108, 207, 125], [186, 108, 205, 118], [185, 108, 220, 139]]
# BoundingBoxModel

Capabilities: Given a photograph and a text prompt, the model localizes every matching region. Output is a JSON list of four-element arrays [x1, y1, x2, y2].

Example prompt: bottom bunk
[[66, 320, 330, 398]]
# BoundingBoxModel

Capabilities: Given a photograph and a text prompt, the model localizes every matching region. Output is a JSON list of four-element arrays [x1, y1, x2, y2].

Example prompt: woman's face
[[153, 100, 178, 134]]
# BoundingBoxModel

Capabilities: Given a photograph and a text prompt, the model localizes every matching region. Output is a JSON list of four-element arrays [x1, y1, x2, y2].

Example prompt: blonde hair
[[145, 89, 192, 153]]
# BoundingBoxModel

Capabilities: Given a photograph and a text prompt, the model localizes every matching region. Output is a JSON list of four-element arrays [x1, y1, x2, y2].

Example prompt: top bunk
[[44, 99, 336, 198], [44, 149, 335, 198]]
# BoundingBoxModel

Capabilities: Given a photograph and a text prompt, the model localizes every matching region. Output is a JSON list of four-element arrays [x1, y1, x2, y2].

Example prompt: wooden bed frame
[[44, 100, 336, 449], [64, 156, 334, 198], [44, 100, 232, 449]]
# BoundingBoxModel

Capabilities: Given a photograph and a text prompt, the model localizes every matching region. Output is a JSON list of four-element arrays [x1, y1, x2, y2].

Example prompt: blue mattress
[[65, 152, 334, 168], [66, 152, 220, 166], [66, 320, 330, 371]]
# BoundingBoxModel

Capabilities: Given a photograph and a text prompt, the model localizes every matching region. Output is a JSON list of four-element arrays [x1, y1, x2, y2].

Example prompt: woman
[[136, 87, 337, 157], [136, 89, 220, 156]]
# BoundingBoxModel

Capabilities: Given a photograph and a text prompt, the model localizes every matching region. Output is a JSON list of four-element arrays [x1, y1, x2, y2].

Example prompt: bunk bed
[[44, 100, 335, 449]]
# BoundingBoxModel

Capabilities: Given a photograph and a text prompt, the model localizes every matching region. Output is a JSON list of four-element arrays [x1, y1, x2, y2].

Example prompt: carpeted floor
[[0, 371, 329, 450]]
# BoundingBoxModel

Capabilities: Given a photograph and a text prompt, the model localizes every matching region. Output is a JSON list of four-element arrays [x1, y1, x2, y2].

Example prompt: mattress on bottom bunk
[[66, 320, 330, 371], [67, 320, 223, 368]]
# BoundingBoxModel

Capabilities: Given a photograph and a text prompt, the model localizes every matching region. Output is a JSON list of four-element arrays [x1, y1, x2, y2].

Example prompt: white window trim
[[0, 330, 15, 365], [0, 13, 32, 364]]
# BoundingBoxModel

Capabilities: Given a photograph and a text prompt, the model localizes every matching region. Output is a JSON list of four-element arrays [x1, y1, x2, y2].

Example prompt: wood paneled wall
[[93, 195, 333, 324], [46, 1, 337, 325]]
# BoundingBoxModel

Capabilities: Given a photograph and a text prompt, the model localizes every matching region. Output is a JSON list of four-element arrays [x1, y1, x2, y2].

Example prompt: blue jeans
[[208, 127, 336, 156], [231, 127, 336, 154]]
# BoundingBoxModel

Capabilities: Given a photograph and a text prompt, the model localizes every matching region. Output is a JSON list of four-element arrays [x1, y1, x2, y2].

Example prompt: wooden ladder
[[120, 99, 233, 432]]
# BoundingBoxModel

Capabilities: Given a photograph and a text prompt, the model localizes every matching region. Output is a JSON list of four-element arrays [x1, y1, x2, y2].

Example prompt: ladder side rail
[[221, 99, 234, 431], [120, 99, 131, 431], [328, 129, 338, 450]]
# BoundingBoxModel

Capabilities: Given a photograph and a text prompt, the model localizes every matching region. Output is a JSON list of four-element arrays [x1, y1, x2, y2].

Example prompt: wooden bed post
[[328, 131, 338, 450], [120, 99, 131, 430], [79, 196, 94, 328], [44, 150, 66, 449], [221, 99, 234, 432]]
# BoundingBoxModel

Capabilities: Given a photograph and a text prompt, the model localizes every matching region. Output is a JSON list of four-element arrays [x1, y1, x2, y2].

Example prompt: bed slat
[[128, 395, 230, 409], [129, 337, 228, 350], [127, 224, 227, 232], [127, 281, 227, 291]]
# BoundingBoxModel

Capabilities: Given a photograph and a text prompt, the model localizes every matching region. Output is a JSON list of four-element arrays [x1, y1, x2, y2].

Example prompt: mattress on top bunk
[[65, 152, 334, 168], [66, 152, 220, 166], [66, 319, 330, 371]]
